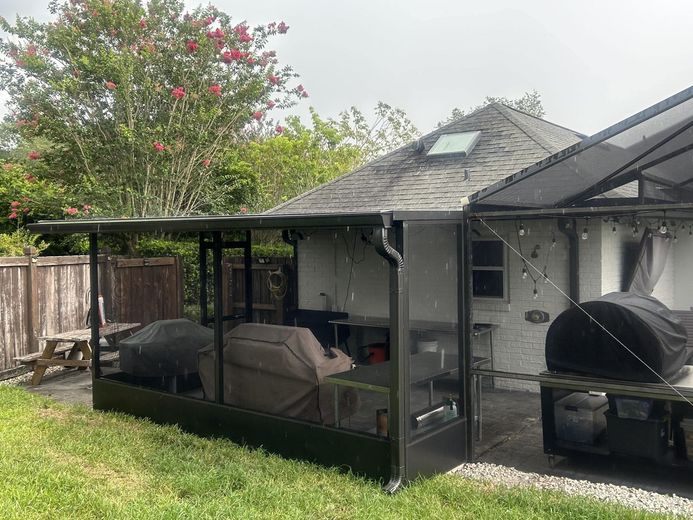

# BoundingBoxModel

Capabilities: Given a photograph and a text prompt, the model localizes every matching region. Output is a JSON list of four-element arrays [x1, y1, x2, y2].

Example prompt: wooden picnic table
[[16, 322, 140, 385]]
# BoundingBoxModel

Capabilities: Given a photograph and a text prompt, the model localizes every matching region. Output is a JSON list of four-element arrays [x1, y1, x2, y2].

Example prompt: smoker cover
[[198, 323, 358, 424], [546, 292, 690, 382], [120, 319, 213, 377]]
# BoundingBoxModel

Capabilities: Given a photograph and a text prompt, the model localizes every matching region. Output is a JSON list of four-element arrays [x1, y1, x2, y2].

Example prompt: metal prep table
[[325, 352, 491, 440]]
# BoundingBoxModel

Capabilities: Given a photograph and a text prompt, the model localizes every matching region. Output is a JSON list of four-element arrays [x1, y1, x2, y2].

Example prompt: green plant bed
[[0, 386, 665, 519]]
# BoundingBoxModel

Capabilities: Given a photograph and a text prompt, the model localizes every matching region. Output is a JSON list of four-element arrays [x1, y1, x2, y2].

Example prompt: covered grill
[[198, 323, 358, 425], [119, 318, 213, 377], [546, 292, 691, 382]]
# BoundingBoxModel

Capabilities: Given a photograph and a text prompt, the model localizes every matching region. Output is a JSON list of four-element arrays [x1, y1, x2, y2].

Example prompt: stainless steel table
[[325, 352, 491, 439]]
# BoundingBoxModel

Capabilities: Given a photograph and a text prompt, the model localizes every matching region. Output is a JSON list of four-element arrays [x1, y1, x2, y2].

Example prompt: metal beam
[[212, 231, 224, 404], [471, 202, 693, 220], [89, 233, 101, 380], [459, 213, 474, 460], [199, 233, 208, 327], [244, 230, 253, 323]]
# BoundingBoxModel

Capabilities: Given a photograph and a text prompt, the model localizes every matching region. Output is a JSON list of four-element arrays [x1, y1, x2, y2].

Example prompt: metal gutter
[[471, 202, 693, 220]]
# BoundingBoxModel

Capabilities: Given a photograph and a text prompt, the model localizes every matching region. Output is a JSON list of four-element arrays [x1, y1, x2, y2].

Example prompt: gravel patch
[[0, 366, 64, 387], [453, 462, 693, 517]]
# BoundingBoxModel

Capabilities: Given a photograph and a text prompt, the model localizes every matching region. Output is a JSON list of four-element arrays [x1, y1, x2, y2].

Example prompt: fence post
[[23, 246, 39, 354]]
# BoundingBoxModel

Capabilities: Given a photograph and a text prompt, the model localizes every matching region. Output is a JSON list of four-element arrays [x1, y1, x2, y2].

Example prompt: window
[[472, 239, 507, 299], [427, 131, 481, 157]]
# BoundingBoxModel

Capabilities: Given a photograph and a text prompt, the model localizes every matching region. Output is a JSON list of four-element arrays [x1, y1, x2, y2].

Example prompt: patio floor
[[22, 368, 693, 498]]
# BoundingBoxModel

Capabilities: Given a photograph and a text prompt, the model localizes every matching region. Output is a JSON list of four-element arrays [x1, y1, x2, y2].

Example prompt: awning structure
[[470, 85, 693, 210]]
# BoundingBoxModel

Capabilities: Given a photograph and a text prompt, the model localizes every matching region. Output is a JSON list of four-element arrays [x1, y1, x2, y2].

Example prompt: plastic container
[[610, 395, 654, 420], [681, 419, 693, 460], [416, 339, 438, 353], [606, 410, 669, 460], [554, 392, 608, 445]]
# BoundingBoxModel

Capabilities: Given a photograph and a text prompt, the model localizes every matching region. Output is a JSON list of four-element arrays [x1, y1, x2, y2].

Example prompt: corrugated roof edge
[[470, 84, 693, 207], [268, 103, 583, 214]]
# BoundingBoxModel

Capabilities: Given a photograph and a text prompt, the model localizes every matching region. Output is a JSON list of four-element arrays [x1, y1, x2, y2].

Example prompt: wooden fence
[[223, 256, 295, 326], [0, 251, 183, 372]]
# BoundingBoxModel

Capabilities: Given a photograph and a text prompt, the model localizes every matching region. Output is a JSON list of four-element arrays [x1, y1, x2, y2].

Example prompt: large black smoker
[[29, 210, 475, 490]]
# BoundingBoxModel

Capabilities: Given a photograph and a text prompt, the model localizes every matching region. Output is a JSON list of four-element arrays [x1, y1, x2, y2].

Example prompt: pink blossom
[[240, 207, 248, 214], [15, 59, 26, 68], [26, 45, 37, 56], [65, 207, 78, 216], [246, 56, 255, 64], [208, 84, 222, 96], [252, 111, 263, 121], [28, 150, 41, 160], [234, 24, 248, 35], [186, 40, 198, 53], [105, 81, 117, 90], [139, 18, 147, 29], [277, 21, 289, 34], [206, 28, 224, 39], [223, 49, 242, 63], [25, 174, 36, 182], [266, 100, 276, 109], [275, 125, 284, 134], [171, 87, 185, 100], [8, 212, 18, 220], [23, 207, 30, 214], [153, 141, 165, 152], [82, 204, 91, 215], [203, 16, 214, 26], [202, 159, 211, 168], [215, 40, 225, 50], [268, 74, 279, 85], [301, 90, 309, 98], [296, 84, 304, 92], [10, 201, 20, 209]]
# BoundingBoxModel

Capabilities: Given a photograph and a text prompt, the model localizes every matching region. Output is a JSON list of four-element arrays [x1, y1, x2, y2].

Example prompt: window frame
[[471, 237, 509, 302]]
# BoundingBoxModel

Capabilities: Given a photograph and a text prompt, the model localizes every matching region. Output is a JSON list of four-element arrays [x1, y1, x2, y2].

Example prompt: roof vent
[[428, 131, 481, 157], [411, 138, 425, 154]]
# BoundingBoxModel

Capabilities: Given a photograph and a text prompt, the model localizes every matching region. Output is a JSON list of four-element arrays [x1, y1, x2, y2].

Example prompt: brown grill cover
[[198, 323, 358, 424]]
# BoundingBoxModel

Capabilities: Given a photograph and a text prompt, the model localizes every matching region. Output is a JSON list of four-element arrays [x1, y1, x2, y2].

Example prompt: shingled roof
[[268, 103, 584, 214]]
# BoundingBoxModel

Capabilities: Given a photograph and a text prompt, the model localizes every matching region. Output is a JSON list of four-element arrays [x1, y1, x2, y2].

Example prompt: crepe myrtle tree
[[0, 0, 303, 217]]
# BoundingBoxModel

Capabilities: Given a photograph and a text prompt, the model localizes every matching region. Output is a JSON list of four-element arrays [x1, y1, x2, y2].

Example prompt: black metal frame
[[39, 210, 472, 489]]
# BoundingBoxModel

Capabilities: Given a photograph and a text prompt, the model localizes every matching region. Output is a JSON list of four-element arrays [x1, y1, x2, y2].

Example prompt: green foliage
[[136, 237, 291, 304], [332, 101, 419, 164], [219, 109, 363, 211], [0, 229, 48, 256], [0, 161, 80, 231], [0, 0, 302, 218], [0, 386, 664, 519], [439, 90, 546, 127]]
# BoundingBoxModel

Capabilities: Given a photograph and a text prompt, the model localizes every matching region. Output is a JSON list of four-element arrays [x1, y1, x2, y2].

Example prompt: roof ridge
[[492, 103, 559, 154]]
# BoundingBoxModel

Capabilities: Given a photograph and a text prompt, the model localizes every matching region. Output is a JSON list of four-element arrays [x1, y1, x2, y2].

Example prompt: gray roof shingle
[[269, 103, 584, 214]]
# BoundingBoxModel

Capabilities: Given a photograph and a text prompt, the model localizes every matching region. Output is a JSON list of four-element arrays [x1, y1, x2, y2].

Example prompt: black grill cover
[[546, 292, 690, 382], [119, 319, 213, 377]]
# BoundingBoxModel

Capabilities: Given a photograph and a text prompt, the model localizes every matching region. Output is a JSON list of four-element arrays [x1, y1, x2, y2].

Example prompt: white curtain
[[627, 229, 672, 295]]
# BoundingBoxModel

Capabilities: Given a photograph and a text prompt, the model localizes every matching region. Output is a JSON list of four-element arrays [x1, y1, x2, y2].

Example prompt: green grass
[[0, 386, 667, 519]]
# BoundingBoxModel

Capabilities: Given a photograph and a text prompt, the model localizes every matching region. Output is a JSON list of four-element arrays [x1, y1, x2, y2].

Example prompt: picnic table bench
[[15, 322, 140, 385]]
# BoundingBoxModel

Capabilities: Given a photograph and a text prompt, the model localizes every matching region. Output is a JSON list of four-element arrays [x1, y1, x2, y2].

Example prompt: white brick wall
[[295, 217, 685, 395]]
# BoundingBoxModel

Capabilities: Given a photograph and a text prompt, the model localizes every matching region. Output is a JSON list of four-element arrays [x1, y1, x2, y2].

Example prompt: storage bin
[[606, 410, 669, 460], [554, 392, 608, 445], [609, 395, 653, 420]]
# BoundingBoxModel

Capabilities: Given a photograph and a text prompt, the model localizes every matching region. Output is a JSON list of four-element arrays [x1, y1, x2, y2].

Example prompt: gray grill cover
[[198, 323, 358, 424], [120, 319, 213, 377], [546, 292, 690, 382]]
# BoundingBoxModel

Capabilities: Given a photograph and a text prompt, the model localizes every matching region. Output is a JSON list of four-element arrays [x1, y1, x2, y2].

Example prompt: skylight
[[427, 131, 481, 157]]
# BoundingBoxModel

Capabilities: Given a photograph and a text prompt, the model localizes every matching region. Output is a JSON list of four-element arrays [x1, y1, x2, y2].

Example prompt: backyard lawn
[[0, 386, 665, 519]]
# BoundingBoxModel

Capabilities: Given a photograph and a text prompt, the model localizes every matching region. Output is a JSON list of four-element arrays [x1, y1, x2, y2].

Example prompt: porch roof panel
[[27, 210, 465, 235], [470, 85, 693, 210]]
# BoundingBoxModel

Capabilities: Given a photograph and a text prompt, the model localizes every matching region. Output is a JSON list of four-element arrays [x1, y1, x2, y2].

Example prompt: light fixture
[[632, 222, 639, 237], [551, 235, 557, 249], [533, 287, 539, 300], [521, 266, 528, 280], [581, 227, 589, 240], [519, 223, 526, 237], [543, 268, 549, 283], [612, 223, 617, 234], [659, 212, 668, 234]]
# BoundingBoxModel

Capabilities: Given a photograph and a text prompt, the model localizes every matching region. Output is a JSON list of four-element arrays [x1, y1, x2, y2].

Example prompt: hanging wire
[[480, 217, 693, 409]]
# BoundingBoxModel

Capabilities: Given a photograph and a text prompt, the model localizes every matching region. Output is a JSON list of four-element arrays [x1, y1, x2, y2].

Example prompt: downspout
[[558, 219, 580, 305], [374, 225, 409, 494]]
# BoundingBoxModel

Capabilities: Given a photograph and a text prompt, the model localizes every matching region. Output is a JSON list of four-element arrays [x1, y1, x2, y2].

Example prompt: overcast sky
[[1, 0, 692, 136]]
